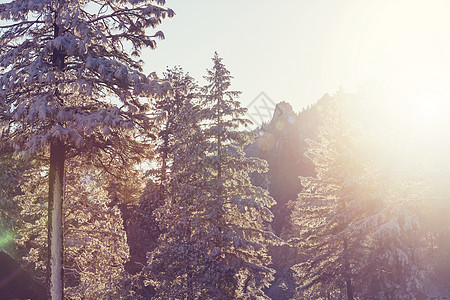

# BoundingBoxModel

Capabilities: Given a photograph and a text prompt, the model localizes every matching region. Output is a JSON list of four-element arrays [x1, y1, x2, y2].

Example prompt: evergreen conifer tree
[[147, 54, 279, 299], [290, 93, 432, 299], [0, 1, 173, 297]]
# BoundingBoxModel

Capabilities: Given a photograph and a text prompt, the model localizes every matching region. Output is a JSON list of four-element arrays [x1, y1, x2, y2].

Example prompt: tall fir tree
[[154, 66, 199, 199], [145, 98, 211, 299], [289, 94, 364, 299], [289, 92, 432, 299], [0, 1, 173, 298], [127, 67, 200, 297], [146, 54, 279, 299]]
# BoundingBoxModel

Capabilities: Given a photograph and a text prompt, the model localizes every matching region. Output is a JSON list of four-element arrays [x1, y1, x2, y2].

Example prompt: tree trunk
[[343, 237, 354, 300], [47, 140, 65, 300], [346, 278, 354, 300], [47, 8, 67, 298], [216, 96, 222, 179], [160, 124, 168, 201]]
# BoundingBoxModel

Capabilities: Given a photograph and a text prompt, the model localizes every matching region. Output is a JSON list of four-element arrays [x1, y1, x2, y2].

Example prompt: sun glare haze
[[328, 0, 450, 177]]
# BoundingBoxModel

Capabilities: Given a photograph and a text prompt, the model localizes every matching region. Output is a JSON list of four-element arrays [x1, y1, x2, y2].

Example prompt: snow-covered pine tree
[[0, 1, 173, 298], [289, 92, 432, 299], [146, 54, 280, 299], [350, 105, 433, 299], [119, 67, 199, 297], [145, 99, 211, 299], [199, 53, 279, 298], [154, 66, 199, 199], [357, 194, 431, 299], [289, 94, 366, 299], [202, 53, 280, 298]]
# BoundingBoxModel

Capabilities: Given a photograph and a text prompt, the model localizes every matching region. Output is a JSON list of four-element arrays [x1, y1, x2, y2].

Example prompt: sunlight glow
[[356, 81, 450, 181], [353, 0, 450, 168], [408, 91, 446, 131], [375, 86, 450, 152]]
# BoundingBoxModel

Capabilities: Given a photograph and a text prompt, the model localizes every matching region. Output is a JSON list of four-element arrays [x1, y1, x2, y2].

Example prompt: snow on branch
[[0, 0, 173, 155]]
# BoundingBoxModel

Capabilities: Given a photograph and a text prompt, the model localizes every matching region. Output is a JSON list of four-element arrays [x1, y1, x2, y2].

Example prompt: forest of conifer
[[1, 1, 449, 299]]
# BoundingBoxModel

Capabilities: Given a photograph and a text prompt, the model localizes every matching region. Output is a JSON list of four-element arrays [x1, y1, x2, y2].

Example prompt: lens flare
[[0, 230, 15, 249]]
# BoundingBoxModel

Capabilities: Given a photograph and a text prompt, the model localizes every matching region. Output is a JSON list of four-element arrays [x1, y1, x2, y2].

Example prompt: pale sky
[[1, 0, 450, 113], [142, 0, 450, 112]]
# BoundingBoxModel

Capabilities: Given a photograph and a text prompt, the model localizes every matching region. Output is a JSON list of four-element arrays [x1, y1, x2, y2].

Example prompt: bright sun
[[381, 86, 450, 151], [357, 81, 450, 178], [407, 90, 447, 133], [350, 0, 450, 151]]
